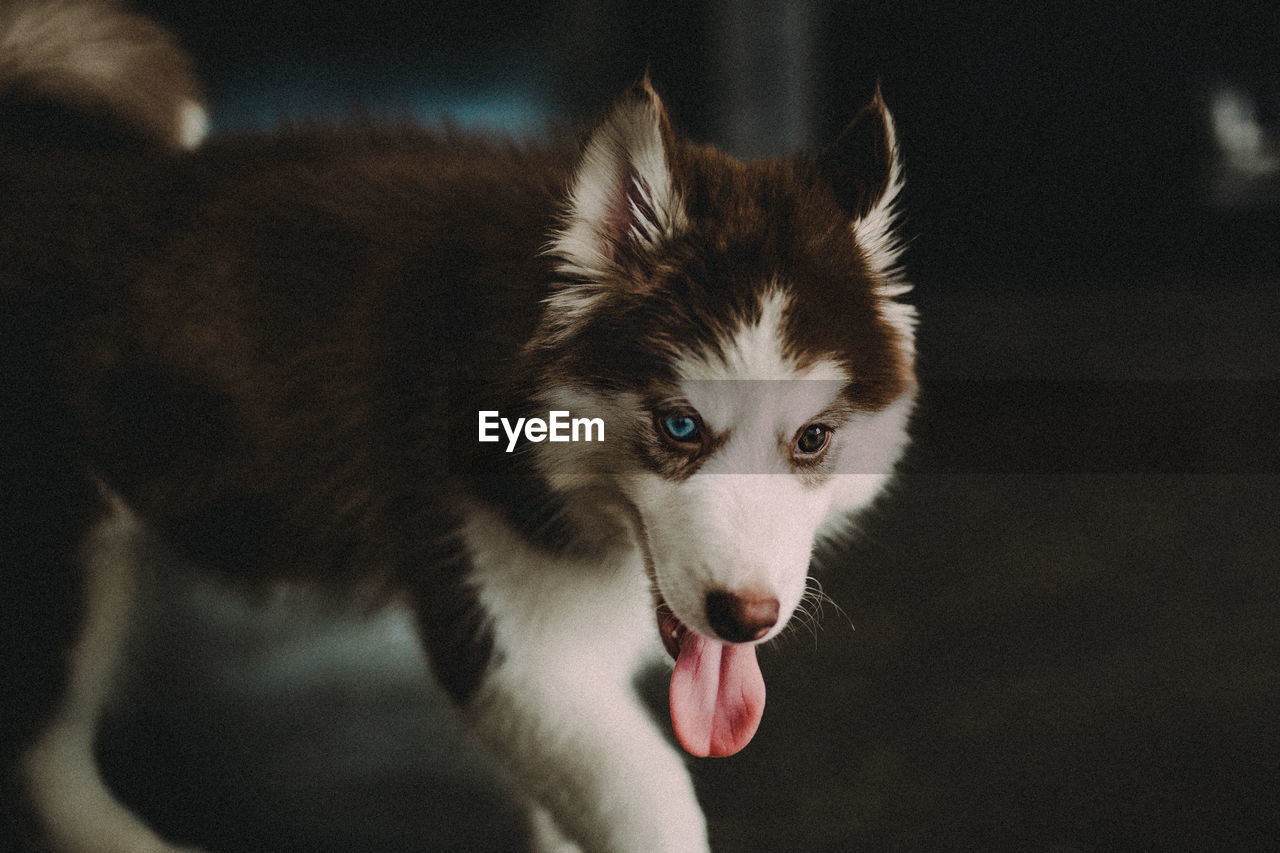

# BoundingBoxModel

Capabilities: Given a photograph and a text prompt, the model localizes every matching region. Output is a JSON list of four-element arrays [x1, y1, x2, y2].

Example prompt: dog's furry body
[[0, 3, 917, 851]]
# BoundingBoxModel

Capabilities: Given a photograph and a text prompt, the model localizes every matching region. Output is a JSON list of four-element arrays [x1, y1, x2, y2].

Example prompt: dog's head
[[529, 82, 916, 756]]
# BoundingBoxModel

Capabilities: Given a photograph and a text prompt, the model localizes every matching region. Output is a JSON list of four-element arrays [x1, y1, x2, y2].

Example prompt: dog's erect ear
[[819, 87, 898, 221], [551, 80, 687, 279], [819, 88, 904, 275]]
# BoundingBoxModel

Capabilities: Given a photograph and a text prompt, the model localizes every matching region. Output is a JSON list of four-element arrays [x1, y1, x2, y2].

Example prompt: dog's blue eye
[[659, 413, 700, 443]]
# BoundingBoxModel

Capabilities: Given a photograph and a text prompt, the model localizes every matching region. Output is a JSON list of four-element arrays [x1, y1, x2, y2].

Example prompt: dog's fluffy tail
[[0, 0, 207, 150]]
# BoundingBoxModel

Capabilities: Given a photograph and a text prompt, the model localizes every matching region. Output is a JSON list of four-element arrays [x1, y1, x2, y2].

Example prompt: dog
[[0, 2, 917, 850]]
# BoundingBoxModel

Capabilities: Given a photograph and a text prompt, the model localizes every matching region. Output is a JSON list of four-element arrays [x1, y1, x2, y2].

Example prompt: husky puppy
[[0, 1, 917, 850]]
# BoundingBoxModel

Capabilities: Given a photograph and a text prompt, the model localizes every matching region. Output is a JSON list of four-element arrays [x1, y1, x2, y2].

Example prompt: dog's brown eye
[[794, 423, 831, 456]]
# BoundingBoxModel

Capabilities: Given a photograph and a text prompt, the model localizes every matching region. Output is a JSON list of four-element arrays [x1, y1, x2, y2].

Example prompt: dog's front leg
[[466, 648, 708, 853], [419, 508, 710, 853]]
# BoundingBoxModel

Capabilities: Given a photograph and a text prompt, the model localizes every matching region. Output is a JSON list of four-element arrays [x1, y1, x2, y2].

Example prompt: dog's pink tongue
[[669, 632, 765, 757]]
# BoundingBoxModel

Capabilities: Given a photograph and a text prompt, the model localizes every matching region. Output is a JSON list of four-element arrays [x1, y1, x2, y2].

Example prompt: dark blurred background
[[98, 1, 1280, 850]]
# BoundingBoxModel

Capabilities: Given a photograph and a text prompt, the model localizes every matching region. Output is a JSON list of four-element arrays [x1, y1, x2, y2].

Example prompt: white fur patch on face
[[674, 289, 847, 385], [629, 470, 824, 641], [673, 289, 847, 445], [621, 290, 853, 637], [622, 287, 915, 641]]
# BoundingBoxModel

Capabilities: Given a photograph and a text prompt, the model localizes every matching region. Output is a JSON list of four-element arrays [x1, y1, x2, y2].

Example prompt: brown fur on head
[[536, 81, 913, 408]]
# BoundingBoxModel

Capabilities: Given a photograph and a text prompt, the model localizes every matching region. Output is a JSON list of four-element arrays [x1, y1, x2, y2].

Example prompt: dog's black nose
[[705, 589, 780, 643]]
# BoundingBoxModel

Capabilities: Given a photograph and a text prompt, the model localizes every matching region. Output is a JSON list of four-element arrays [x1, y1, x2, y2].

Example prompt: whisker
[[803, 577, 856, 633]]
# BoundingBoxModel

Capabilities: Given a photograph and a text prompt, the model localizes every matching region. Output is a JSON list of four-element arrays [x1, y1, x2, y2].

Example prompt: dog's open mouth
[[656, 599, 766, 758]]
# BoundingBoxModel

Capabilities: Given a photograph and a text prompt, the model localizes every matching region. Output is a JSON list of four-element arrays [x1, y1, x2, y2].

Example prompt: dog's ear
[[819, 87, 899, 221], [551, 79, 687, 279], [819, 88, 904, 275]]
